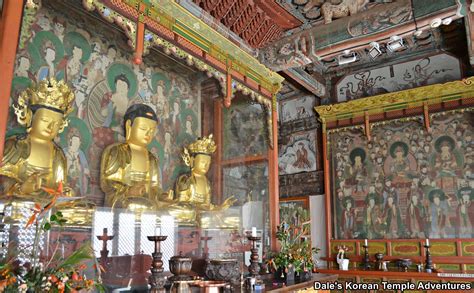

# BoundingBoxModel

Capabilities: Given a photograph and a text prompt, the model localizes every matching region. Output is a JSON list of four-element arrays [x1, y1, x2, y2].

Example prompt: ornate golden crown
[[187, 134, 217, 155], [14, 78, 75, 126]]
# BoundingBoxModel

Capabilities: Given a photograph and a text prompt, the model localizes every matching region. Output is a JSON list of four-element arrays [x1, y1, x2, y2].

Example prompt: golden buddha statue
[[0, 78, 75, 201], [100, 104, 167, 209], [169, 135, 235, 222]]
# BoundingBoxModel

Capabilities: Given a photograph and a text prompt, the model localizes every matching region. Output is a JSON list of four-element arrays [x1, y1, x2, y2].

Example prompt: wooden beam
[[0, 0, 23, 162]]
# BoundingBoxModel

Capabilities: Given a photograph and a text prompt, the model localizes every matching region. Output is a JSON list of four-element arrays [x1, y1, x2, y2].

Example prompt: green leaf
[[43, 222, 51, 231], [56, 211, 63, 217], [50, 214, 58, 222], [57, 242, 94, 271]]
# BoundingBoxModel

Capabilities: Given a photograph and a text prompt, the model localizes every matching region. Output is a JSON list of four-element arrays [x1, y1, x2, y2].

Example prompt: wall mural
[[223, 99, 268, 160], [330, 112, 474, 239], [336, 53, 462, 102], [279, 95, 317, 123], [7, 7, 203, 203], [279, 131, 317, 175]]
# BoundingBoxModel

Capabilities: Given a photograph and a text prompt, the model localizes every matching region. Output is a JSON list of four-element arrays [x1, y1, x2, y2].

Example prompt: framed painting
[[279, 197, 310, 224], [279, 95, 317, 123], [279, 130, 317, 175]]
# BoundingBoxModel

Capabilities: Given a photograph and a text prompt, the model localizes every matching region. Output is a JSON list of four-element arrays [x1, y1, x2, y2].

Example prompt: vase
[[337, 258, 349, 270], [274, 266, 295, 283]]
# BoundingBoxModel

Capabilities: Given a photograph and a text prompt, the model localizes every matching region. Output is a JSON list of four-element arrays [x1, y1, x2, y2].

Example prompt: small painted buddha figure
[[0, 78, 75, 201], [100, 104, 164, 209], [173, 135, 235, 212]]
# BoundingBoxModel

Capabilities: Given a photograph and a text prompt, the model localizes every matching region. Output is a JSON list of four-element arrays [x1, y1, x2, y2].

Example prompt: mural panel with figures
[[336, 53, 462, 102], [223, 98, 268, 159], [331, 112, 474, 240], [279, 95, 317, 123], [279, 131, 317, 175], [7, 5, 203, 203]]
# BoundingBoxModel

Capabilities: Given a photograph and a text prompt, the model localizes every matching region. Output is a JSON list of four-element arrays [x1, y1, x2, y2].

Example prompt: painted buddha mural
[[100, 104, 167, 209], [0, 78, 75, 201], [169, 135, 235, 223]]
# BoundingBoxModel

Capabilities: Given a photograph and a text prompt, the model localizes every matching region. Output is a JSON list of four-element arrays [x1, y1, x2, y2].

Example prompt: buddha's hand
[[128, 183, 146, 197], [164, 190, 174, 202], [220, 196, 237, 209], [19, 172, 45, 194]]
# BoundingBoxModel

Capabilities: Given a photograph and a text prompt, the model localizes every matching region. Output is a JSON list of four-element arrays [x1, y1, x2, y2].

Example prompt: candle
[[364, 239, 368, 246], [61, 244, 65, 259], [426, 238, 429, 246], [251, 227, 257, 237], [155, 227, 161, 236]]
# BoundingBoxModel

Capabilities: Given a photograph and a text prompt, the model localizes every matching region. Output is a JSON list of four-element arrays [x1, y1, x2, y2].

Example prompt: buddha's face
[[72, 46, 83, 60], [193, 154, 211, 175], [127, 117, 156, 147], [354, 156, 361, 165], [116, 79, 129, 94], [29, 108, 63, 140]]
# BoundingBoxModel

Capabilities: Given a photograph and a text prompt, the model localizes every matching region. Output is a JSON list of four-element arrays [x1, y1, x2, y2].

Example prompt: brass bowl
[[204, 259, 240, 285]]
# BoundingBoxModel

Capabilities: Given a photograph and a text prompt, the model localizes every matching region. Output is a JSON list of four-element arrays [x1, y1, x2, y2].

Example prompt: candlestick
[[424, 243, 433, 273], [148, 235, 168, 292], [96, 228, 114, 270], [246, 235, 261, 277], [251, 227, 257, 237], [361, 244, 371, 270]]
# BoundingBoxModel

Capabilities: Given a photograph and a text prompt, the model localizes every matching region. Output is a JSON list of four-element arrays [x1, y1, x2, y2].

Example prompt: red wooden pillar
[[268, 99, 279, 251], [0, 0, 24, 161], [213, 99, 223, 204], [321, 118, 332, 258]]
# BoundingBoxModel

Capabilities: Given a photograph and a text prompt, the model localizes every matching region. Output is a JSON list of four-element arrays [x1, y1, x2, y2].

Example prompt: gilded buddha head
[[182, 135, 216, 175], [13, 78, 75, 140], [123, 104, 158, 147]]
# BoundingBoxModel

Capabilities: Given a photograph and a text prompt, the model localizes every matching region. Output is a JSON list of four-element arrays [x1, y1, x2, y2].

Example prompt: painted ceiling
[[276, 0, 394, 36], [187, 0, 396, 48], [190, 0, 302, 48]]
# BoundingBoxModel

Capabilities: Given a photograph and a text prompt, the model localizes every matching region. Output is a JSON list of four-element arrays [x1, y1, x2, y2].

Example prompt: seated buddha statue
[[169, 135, 235, 222], [100, 104, 168, 209], [0, 78, 75, 202]]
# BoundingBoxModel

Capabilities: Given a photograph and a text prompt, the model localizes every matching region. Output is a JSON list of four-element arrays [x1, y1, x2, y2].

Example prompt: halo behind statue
[[349, 148, 366, 165], [64, 32, 92, 63], [428, 188, 446, 202], [435, 135, 455, 153], [389, 141, 409, 158], [59, 117, 92, 151], [106, 63, 137, 98], [28, 31, 64, 67], [180, 109, 198, 133], [151, 72, 171, 94]]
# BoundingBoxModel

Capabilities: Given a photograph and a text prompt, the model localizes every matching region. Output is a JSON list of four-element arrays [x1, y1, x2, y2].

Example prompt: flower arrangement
[[269, 205, 320, 276], [0, 183, 103, 292]]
